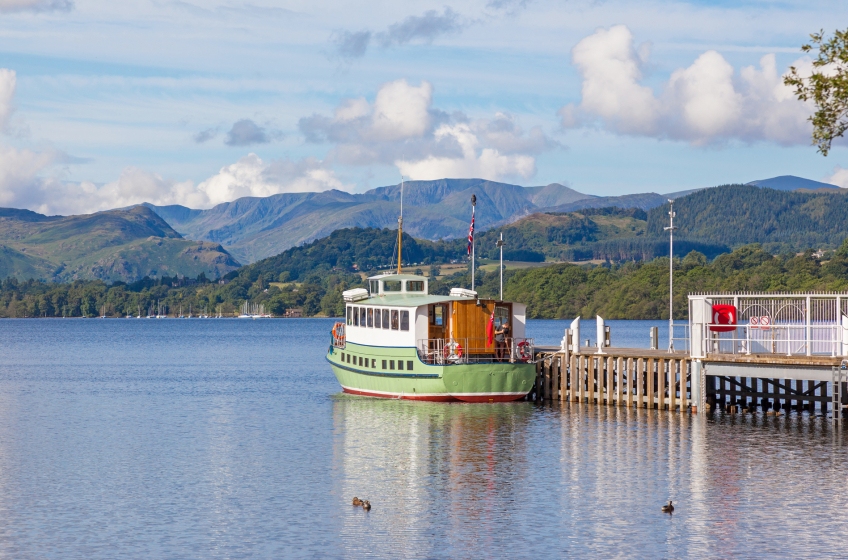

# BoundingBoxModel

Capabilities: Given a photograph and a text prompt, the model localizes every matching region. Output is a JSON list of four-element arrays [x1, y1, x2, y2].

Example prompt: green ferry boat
[[326, 273, 536, 402]]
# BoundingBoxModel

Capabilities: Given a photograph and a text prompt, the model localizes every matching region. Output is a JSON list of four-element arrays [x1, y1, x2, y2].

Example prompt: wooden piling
[[616, 357, 624, 406]]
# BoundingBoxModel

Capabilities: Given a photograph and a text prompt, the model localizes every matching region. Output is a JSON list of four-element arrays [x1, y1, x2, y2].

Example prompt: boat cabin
[[341, 273, 527, 358]]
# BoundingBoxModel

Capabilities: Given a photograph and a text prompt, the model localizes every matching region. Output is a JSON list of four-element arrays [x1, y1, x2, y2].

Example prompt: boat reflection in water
[[331, 396, 533, 558]]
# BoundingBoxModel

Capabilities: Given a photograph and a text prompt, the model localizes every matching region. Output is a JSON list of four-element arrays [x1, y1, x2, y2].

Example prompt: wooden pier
[[532, 345, 848, 417], [529, 293, 848, 419]]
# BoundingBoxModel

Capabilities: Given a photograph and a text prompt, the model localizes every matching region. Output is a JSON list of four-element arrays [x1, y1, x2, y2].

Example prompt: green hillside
[[0, 205, 241, 282], [473, 208, 728, 262], [646, 184, 848, 252]]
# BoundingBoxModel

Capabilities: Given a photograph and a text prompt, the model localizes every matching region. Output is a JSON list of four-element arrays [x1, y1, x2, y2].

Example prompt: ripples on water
[[0, 318, 844, 558]]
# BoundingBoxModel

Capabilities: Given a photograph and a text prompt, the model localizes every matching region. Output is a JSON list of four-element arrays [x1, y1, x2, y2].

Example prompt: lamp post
[[496, 232, 505, 301], [664, 199, 677, 351]]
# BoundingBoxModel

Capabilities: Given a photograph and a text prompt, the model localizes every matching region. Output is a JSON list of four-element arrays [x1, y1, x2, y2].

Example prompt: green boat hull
[[327, 342, 535, 402]]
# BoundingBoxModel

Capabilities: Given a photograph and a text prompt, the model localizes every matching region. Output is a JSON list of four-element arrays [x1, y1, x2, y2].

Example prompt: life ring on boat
[[332, 322, 345, 344], [443, 341, 463, 362], [516, 340, 532, 362]]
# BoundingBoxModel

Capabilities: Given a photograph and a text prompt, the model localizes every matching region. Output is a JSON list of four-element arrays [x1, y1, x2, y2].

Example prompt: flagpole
[[496, 232, 505, 301], [471, 194, 476, 291]]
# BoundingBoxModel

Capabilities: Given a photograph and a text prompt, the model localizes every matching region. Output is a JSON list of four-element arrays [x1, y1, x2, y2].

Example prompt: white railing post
[[806, 295, 812, 356]]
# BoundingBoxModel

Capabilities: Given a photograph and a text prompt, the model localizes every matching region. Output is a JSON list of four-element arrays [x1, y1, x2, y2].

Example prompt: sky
[[1, 0, 847, 215]]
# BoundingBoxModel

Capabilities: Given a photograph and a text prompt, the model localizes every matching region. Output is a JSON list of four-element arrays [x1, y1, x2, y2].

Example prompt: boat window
[[432, 305, 444, 326], [389, 360, 395, 370], [384, 280, 402, 292], [340, 353, 345, 361], [400, 310, 409, 331], [382, 359, 387, 369], [382, 309, 390, 329], [407, 360, 413, 371], [360, 307, 366, 326], [371, 359, 376, 368], [391, 310, 399, 330], [495, 306, 510, 328], [353, 307, 359, 326], [346, 306, 352, 326], [367, 308, 373, 328], [397, 360, 404, 370], [407, 280, 424, 292], [370, 280, 379, 295], [374, 308, 382, 328]]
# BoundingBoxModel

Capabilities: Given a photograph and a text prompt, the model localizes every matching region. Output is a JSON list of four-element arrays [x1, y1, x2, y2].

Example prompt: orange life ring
[[332, 322, 345, 343]]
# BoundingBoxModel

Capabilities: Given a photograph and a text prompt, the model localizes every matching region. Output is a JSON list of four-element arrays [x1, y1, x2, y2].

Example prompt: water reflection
[[332, 395, 848, 557], [332, 397, 533, 558]]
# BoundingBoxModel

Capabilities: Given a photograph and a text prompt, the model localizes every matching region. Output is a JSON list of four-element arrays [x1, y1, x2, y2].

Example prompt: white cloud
[[398, 123, 536, 181], [197, 154, 350, 205], [371, 80, 432, 141], [824, 167, 848, 189], [0, 68, 351, 215], [561, 25, 813, 145], [0, 69, 16, 132], [0, 146, 350, 215], [299, 78, 556, 182]]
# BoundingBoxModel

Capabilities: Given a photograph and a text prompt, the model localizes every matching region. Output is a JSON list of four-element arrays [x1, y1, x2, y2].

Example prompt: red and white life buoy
[[516, 340, 532, 362], [710, 304, 737, 332], [443, 341, 463, 362]]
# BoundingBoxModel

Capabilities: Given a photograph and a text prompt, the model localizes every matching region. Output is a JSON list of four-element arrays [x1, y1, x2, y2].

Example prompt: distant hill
[[646, 183, 848, 252], [474, 208, 728, 262], [145, 178, 688, 263], [746, 175, 840, 191], [0, 205, 241, 282]]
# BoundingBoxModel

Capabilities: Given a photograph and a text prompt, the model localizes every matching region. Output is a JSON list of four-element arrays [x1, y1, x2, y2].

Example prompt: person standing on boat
[[495, 321, 510, 362]]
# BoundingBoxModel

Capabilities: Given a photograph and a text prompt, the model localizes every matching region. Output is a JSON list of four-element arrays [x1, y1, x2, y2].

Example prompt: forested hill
[[237, 227, 464, 282], [646, 184, 848, 252]]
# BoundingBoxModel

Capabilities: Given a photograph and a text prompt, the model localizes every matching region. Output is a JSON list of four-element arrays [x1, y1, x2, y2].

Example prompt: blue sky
[[0, 0, 847, 214]]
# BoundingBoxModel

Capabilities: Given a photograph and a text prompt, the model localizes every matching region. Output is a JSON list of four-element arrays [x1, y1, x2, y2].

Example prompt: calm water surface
[[0, 318, 845, 558]]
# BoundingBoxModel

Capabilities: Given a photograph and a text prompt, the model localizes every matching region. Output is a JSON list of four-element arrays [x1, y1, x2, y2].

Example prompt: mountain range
[[147, 175, 841, 264], [0, 174, 843, 283]]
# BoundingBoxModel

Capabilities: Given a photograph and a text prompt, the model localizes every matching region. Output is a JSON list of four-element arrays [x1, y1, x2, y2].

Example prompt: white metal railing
[[671, 322, 690, 352], [697, 323, 848, 357], [416, 337, 535, 365]]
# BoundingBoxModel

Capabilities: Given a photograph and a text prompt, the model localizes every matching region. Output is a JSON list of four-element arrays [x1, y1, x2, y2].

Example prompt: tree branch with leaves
[[784, 29, 848, 156]]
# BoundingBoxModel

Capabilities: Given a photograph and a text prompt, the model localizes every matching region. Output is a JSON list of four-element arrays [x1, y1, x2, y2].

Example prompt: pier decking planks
[[532, 346, 846, 415]]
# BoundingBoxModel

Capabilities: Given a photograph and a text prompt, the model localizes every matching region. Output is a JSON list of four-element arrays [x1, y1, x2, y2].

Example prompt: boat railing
[[416, 337, 535, 365]]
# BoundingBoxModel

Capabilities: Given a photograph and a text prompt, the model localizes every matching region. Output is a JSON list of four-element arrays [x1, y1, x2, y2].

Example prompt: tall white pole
[[664, 199, 677, 351], [497, 232, 505, 301]]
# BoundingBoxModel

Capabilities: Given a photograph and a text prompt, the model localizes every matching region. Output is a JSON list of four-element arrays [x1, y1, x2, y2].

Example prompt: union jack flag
[[467, 207, 475, 255]]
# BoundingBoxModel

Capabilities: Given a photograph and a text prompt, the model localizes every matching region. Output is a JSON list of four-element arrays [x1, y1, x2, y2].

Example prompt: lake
[[0, 318, 844, 558]]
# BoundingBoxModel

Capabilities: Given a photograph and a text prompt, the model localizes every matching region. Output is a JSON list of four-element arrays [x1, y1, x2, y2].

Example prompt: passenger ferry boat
[[327, 274, 536, 402], [326, 185, 535, 402]]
